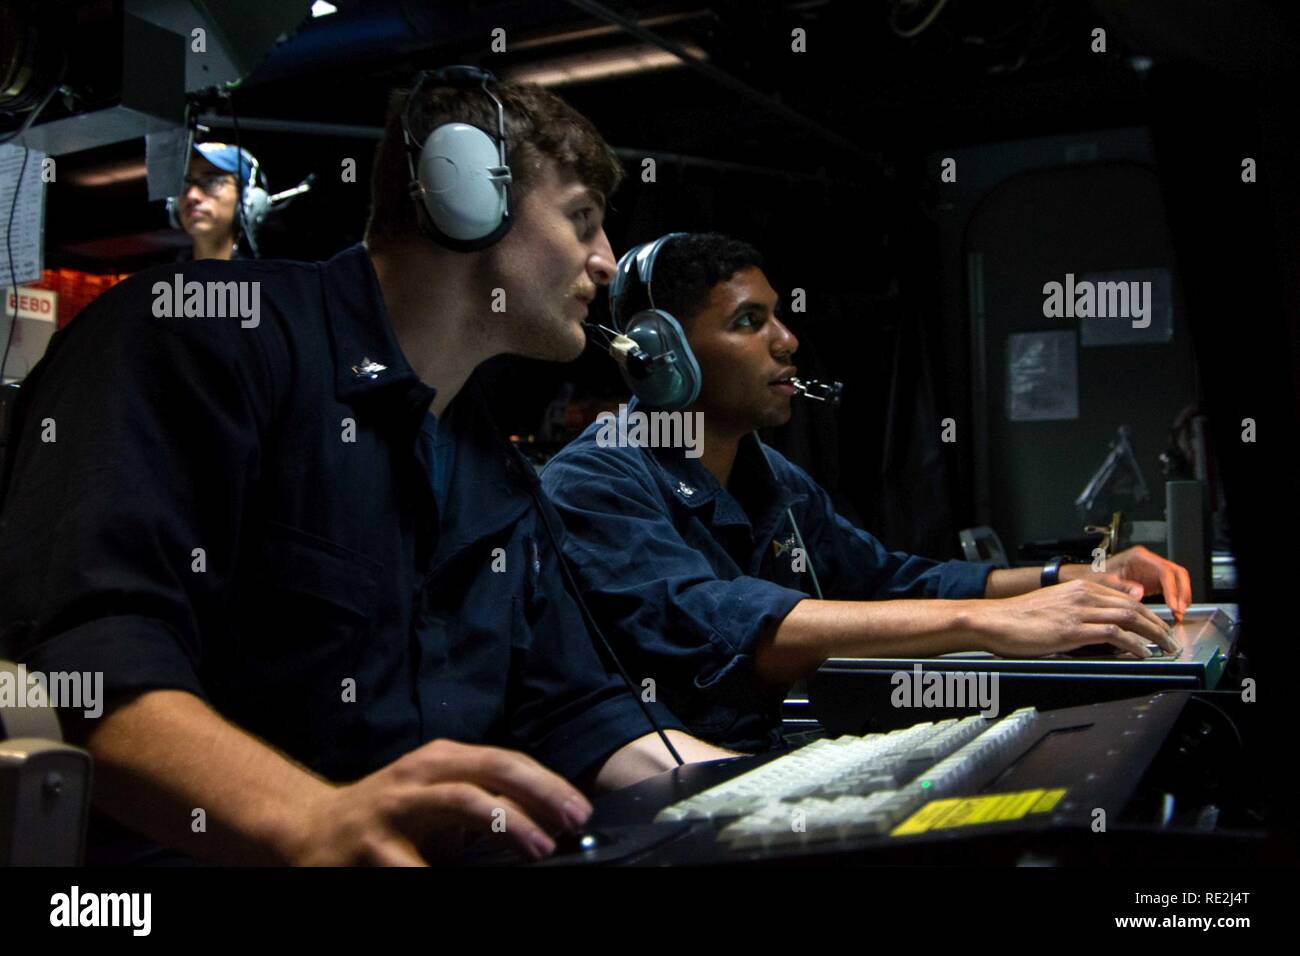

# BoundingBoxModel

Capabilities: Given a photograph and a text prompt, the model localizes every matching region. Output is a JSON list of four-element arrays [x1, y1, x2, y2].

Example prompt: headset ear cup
[[166, 196, 180, 229], [619, 309, 701, 411], [402, 67, 513, 252], [243, 187, 270, 233], [416, 123, 511, 247]]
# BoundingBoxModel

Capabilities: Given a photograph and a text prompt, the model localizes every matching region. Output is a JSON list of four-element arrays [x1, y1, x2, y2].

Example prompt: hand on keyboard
[[975, 579, 1179, 658]]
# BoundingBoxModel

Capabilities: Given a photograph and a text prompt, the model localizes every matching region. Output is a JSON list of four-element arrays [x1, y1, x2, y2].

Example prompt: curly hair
[[637, 232, 765, 327]]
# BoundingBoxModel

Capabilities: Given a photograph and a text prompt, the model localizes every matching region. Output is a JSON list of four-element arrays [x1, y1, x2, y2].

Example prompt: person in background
[[168, 142, 267, 261]]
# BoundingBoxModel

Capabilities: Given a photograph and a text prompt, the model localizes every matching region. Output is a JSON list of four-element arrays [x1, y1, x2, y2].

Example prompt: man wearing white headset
[[0, 68, 731, 866], [168, 142, 268, 261]]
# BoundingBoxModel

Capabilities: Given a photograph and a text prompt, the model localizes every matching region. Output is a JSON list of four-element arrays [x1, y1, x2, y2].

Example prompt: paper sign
[[0, 143, 47, 288]]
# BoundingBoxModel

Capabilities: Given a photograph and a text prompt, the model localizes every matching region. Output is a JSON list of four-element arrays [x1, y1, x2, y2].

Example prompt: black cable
[[1, 146, 32, 385], [0, 81, 58, 146], [528, 483, 685, 767], [0, 44, 68, 147], [1185, 693, 1245, 753], [224, 84, 258, 258]]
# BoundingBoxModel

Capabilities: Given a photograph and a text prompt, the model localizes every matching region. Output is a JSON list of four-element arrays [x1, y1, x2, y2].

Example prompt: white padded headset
[[401, 65, 513, 251]]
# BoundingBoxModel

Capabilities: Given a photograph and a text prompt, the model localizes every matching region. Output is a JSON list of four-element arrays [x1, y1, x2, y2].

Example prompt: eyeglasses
[[182, 173, 237, 196]]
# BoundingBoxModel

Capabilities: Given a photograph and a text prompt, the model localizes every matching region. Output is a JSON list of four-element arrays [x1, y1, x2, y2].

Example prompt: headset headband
[[401, 66, 506, 164], [611, 232, 689, 331]]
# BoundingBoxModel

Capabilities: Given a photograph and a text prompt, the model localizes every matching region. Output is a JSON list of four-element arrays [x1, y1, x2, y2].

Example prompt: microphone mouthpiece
[[790, 377, 843, 408], [268, 175, 317, 205], [608, 333, 654, 380]]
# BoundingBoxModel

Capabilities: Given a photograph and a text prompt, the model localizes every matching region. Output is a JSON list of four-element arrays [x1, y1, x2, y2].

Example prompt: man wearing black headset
[[0, 71, 731, 866], [541, 232, 1192, 753]]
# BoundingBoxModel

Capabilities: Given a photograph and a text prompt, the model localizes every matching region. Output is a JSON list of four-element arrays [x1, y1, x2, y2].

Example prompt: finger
[[391, 781, 557, 861], [1074, 622, 1152, 658], [400, 740, 590, 833], [1073, 591, 1172, 647], [1089, 572, 1145, 600], [1078, 583, 1171, 637], [1076, 569, 1143, 602], [457, 745, 592, 833], [1156, 562, 1188, 623], [1160, 566, 1184, 622], [418, 793, 541, 863], [470, 793, 556, 850], [1175, 563, 1193, 620], [1087, 607, 1178, 654]]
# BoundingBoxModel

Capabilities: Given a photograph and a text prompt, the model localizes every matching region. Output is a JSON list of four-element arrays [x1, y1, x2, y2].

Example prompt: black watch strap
[[1041, 555, 1074, 588]]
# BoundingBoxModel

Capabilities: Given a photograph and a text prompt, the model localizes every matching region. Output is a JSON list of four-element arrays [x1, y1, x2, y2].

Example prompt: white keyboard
[[656, 707, 1040, 849]]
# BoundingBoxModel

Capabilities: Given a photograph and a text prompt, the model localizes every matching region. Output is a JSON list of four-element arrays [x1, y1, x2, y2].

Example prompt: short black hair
[[646, 232, 764, 327]]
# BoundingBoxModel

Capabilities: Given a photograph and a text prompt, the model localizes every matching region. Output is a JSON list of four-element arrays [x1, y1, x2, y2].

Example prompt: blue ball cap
[[193, 142, 264, 187]]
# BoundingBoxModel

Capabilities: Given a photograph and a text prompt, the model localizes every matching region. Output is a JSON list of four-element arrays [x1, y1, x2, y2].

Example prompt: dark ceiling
[[42, 0, 1169, 270], [11, 1, 1300, 611]]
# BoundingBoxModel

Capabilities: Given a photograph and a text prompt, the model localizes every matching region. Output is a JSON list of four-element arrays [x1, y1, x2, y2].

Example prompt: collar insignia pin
[[351, 357, 387, 380], [773, 534, 797, 557]]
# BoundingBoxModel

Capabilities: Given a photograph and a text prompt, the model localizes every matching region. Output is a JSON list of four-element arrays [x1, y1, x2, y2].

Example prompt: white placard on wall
[[0, 143, 47, 288]]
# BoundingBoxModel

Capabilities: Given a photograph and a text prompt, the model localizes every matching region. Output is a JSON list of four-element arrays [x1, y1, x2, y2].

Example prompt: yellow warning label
[[891, 788, 1067, 836]]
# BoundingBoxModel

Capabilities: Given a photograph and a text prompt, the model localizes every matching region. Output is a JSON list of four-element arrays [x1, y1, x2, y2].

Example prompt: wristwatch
[[1041, 555, 1075, 588]]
